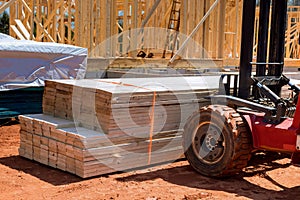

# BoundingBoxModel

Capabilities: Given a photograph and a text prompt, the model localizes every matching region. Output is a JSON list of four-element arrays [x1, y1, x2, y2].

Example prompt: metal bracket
[[250, 62, 283, 65], [296, 134, 300, 151]]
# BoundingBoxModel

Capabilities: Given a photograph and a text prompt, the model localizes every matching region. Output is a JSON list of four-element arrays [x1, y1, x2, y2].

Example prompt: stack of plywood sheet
[[19, 76, 219, 178]]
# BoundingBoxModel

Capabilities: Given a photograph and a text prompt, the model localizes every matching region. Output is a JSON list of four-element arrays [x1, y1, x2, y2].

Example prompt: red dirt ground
[[0, 120, 299, 200]]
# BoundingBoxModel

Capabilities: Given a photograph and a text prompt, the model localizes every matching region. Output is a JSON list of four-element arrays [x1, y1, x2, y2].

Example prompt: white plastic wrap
[[0, 33, 87, 90]]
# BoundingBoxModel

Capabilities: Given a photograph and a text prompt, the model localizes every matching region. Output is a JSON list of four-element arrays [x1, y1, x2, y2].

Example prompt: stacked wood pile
[[19, 114, 185, 178], [19, 77, 219, 178]]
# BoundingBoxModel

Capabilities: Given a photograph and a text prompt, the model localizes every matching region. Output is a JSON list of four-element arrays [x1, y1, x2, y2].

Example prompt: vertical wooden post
[[67, 0, 71, 44], [218, 0, 226, 59], [10, 0, 16, 38], [106, 0, 111, 56], [233, 0, 239, 59], [36, 0, 41, 41], [59, 0, 65, 43], [89, 0, 95, 56], [286, 13, 292, 58], [53, 0, 57, 42], [82, 0, 87, 47], [190, 0, 196, 57], [180, 0, 187, 35], [131, 0, 138, 55], [74, 0, 80, 46], [99, 0, 107, 57], [211, 2, 218, 58], [203, 0, 210, 58], [17, 0, 22, 23], [189, 0, 202, 58], [94, 0, 101, 56], [30, 0, 35, 40], [178, 0, 187, 58], [47, 0, 52, 41], [111, 0, 117, 57], [123, 0, 129, 56]]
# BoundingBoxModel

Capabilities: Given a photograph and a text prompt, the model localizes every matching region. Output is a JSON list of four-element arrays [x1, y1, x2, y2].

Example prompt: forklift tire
[[183, 105, 252, 177]]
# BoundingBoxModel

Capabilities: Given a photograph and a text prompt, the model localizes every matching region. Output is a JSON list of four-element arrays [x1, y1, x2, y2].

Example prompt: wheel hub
[[192, 123, 225, 164], [206, 136, 216, 151]]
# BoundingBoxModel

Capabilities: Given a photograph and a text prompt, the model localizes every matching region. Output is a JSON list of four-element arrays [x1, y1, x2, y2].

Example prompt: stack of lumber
[[19, 114, 183, 178], [19, 76, 219, 178], [42, 77, 219, 134]]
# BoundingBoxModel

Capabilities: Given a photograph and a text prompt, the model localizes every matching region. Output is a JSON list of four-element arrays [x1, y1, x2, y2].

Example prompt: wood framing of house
[[0, 0, 299, 66]]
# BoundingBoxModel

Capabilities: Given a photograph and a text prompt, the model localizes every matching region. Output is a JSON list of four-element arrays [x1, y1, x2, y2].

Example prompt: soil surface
[[0, 120, 299, 200]]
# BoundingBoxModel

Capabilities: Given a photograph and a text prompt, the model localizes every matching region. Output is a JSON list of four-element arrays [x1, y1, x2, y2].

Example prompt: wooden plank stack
[[19, 76, 219, 178], [19, 114, 183, 178]]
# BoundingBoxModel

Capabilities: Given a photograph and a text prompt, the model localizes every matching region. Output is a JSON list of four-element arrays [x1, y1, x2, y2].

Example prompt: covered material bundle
[[0, 33, 87, 118], [0, 33, 87, 91]]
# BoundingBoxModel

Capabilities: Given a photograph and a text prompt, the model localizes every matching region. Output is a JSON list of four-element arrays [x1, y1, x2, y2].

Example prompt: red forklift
[[183, 0, 300, 177]]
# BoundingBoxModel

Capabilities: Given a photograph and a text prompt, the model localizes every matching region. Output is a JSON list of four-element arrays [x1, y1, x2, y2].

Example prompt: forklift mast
[[214, 0, 300, 124], [238, 0, 288, 99]]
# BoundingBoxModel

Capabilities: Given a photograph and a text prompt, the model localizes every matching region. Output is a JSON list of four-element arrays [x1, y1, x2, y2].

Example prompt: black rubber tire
[[183, 105, 252, 177]]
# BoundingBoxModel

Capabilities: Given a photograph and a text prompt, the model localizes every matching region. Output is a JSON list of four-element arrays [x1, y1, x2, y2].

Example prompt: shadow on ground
[[116, 152, 300, 200], [0, 118, 19, 127], [0, 155, 82, 186]]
